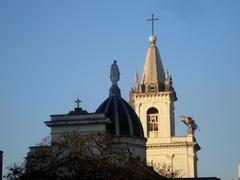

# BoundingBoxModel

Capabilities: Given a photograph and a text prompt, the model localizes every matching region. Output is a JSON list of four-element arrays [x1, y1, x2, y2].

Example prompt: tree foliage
[[151, 162, 184, 178], [5, 133, 167, 180]]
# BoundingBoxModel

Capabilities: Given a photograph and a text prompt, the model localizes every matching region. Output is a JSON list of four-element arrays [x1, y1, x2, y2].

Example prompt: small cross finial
[[75, 98, 81, 109], [147, 14, 158, 35]]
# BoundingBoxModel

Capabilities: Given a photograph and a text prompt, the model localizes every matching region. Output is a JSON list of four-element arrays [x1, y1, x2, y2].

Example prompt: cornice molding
[[147, 142, 198, 149]]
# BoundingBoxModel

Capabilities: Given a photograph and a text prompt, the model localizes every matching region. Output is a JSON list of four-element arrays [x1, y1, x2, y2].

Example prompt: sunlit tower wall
[[238, 164, 240, 180]]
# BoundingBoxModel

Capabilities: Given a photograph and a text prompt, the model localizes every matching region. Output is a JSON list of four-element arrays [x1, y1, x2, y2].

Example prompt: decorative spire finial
[[134, 71, 139, 83], [134, 71, 139, 92], [165, 70, 170, 79], [147, 14, 158, 35]]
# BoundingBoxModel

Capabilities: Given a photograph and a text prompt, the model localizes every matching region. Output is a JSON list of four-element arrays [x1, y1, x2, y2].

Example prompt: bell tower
[[129, 15, 200, 177], [130, 34, 177, 139]]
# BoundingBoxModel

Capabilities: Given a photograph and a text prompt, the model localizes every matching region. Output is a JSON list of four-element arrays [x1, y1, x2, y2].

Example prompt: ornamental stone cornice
[[147, 141, 200, 150], [45, 113, 109, 127], [130, 91, 176, 100]]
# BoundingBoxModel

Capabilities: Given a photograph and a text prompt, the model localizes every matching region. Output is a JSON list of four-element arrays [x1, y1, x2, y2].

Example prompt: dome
[[96, 61, 144, 138], [96, 91, 144, 138]]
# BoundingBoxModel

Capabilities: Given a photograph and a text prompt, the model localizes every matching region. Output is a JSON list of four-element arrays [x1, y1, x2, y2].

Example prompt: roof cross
[[147, 14, 158, 35], [75, 98, 81, 109]]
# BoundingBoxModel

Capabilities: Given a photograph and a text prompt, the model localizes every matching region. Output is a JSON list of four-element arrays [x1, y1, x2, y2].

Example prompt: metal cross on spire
[[75, 98, 81, 109], [147, 14, 158, 35]]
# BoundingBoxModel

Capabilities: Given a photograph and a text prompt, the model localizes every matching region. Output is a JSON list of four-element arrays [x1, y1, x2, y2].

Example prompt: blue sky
[[0, 0, 240, 179]]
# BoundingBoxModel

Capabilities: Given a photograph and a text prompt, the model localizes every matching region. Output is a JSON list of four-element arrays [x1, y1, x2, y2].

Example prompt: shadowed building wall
[[0, 151, 3, 180]]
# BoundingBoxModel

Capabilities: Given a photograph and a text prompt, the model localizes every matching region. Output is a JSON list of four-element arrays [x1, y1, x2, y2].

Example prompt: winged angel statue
[[180, 116, 198, 135]]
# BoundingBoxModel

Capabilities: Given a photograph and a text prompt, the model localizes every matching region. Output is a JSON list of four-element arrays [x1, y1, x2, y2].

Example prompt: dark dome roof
[[96, 85, 144, 138]]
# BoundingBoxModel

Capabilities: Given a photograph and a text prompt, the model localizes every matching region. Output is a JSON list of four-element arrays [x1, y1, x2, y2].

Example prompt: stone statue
[[110, 60, 120, 84], [180, 115, 198, 135]]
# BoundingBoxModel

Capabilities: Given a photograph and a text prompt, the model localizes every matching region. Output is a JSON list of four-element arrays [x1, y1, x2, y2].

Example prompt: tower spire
[[139, 15, 165, 93]]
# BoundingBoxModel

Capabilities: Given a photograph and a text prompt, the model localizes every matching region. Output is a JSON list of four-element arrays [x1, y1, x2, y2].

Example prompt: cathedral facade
[[43, 33, 200, 177], [33, 25, 200, 177], [129, 34, 200, 177]]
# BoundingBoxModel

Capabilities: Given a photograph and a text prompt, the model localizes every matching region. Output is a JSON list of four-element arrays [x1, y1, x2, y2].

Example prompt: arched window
[[147, 107, 159, 134]]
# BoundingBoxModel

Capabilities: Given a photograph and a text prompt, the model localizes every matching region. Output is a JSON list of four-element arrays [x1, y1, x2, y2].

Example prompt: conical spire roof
[[141, 35, 165, 85]]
